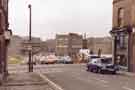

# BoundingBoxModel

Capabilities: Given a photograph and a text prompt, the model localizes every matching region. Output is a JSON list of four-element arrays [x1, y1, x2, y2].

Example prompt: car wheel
[[98, 68, 101, 73], [87, 67, 91, 72], [100, 70, 104, 74], [93, 68, 98, 73], [112, 71, 116, 74], [87, 67, 89, 71], [90, 69, 93, 72]]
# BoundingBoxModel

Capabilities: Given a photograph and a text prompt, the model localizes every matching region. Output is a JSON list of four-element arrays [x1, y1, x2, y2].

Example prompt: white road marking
[[94, 78, 109, 84], [123, 86, 134, 90], [38, 68, 64, 74], [37, 73, 63, 90], [101, 84, 109, 88], [98, 79, 108, 83]]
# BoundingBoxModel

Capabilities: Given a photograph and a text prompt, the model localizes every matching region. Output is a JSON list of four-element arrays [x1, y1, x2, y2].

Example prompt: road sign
[[27, 45, 32, 51]]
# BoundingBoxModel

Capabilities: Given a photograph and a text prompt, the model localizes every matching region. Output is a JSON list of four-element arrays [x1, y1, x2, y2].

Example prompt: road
[[8, 64, 135, 90]]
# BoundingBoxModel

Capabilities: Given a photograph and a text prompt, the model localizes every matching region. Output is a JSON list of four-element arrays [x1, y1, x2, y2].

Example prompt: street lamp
[[4, 29, 12, 42], [28, 4, 33, 72]]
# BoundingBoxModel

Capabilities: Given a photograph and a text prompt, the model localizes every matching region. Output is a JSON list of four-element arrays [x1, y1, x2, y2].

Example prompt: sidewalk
[[118, 71, 135, 77], [0, 72, 53, 90]]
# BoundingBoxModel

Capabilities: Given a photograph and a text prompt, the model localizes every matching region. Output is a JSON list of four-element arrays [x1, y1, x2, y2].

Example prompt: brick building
[[110, 0, 135, 72], [0, 0, 10, 82], [56, 33, 83, 57]]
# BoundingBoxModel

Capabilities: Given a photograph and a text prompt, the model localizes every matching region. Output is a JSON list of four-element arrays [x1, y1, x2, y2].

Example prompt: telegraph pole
[[28, 4, 33, 72]]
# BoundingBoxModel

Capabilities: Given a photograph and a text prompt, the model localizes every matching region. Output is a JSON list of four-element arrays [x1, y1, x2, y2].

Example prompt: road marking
[[37, 73, 63, 90], [101, 84, 109, 88], [93, 78, 109, 84], [123, 86, 134, 90], [99, 79, 108, 83], [38, 69, 63, 74]]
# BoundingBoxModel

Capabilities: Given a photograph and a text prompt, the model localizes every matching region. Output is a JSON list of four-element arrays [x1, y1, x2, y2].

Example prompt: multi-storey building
[[68, 33, 83, 57], [0, 0, 10, 82], [110, 0, 135, 72], [56, 34, 69, 56], [56, 33, 83, 57]]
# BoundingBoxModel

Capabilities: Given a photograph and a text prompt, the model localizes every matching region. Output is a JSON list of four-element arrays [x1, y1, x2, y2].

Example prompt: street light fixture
[[4, 29, 12, 41]]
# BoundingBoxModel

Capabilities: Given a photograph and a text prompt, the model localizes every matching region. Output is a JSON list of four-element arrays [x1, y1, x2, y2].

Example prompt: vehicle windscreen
[[101, 58, 112, 64], [91, 56, 100, 59]]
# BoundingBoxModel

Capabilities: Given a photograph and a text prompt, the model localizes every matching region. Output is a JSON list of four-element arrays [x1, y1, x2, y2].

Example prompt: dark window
[[118, 8, 124, 27], [119, 33, 126, 49], [0, 13, 3, 34], [101, 58, 112, 64]]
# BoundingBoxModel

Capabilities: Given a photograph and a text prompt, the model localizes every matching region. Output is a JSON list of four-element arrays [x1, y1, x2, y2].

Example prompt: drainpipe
[[127, 26, 133, 72]]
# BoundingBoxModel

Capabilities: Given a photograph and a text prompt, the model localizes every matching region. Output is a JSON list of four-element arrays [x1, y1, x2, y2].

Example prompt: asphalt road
[[8, 64, 135, 90]]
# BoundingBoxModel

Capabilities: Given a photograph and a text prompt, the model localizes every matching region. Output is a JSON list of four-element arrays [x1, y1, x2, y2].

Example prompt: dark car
[[87, 57, 119, 74]]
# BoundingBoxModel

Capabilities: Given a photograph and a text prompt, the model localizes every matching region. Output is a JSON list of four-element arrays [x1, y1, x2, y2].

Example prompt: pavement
[[0, 72, 53, 90], [118, 71, 135, 77]]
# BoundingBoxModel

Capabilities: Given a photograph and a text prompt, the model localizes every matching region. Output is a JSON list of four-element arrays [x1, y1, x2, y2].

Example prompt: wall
[[113, 0, 133, 27], [88, 37, 112, 54]]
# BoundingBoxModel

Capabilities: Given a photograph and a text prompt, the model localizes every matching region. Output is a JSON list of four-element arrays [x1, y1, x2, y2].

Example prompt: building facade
[[110, 0, 135, 72], [87, 37, 112, 54], [56, 33, 83, 57], [0, 0, 9, 82], [56, 34, 69, 56]]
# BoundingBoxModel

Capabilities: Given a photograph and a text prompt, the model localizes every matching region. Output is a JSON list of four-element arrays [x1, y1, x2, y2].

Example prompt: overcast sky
[[9, 0, 113, 40]]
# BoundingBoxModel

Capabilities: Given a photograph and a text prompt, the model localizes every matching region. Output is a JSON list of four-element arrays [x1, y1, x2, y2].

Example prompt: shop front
[[110, 26, 133, 71]]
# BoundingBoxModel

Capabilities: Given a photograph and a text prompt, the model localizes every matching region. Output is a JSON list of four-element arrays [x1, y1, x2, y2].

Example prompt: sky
[[9, 0, 113, 40]]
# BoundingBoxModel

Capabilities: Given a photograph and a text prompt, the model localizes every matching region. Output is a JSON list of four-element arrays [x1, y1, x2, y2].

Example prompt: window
[[116, 33, 126, 49], [101, 58, 112, 64], [119, 33, 126, 48], [3, 0, 8, 10], [0, 13, 2, 29], [0, 0, 4, 8], [118, 8, 124, 27], [0, 13, 2, 33]]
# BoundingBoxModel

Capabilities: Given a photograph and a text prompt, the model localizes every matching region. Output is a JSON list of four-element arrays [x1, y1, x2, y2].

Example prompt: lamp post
[[28, 4, 33, 72], [3, 0, 11, 81]]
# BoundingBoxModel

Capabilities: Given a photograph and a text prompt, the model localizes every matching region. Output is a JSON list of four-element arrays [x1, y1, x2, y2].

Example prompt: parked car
[[40, 56, 47, 64], [57, 56, 73, 64], [88, 55, 100, 62], [63, 56, 73, 64], [56, 56, 65, 64], [45, 55, 58, 64], [87, 57, 119, 74]]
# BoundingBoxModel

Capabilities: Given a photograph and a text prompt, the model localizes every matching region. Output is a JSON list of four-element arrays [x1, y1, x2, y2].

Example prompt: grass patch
[[8, 56, 22, 64]]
